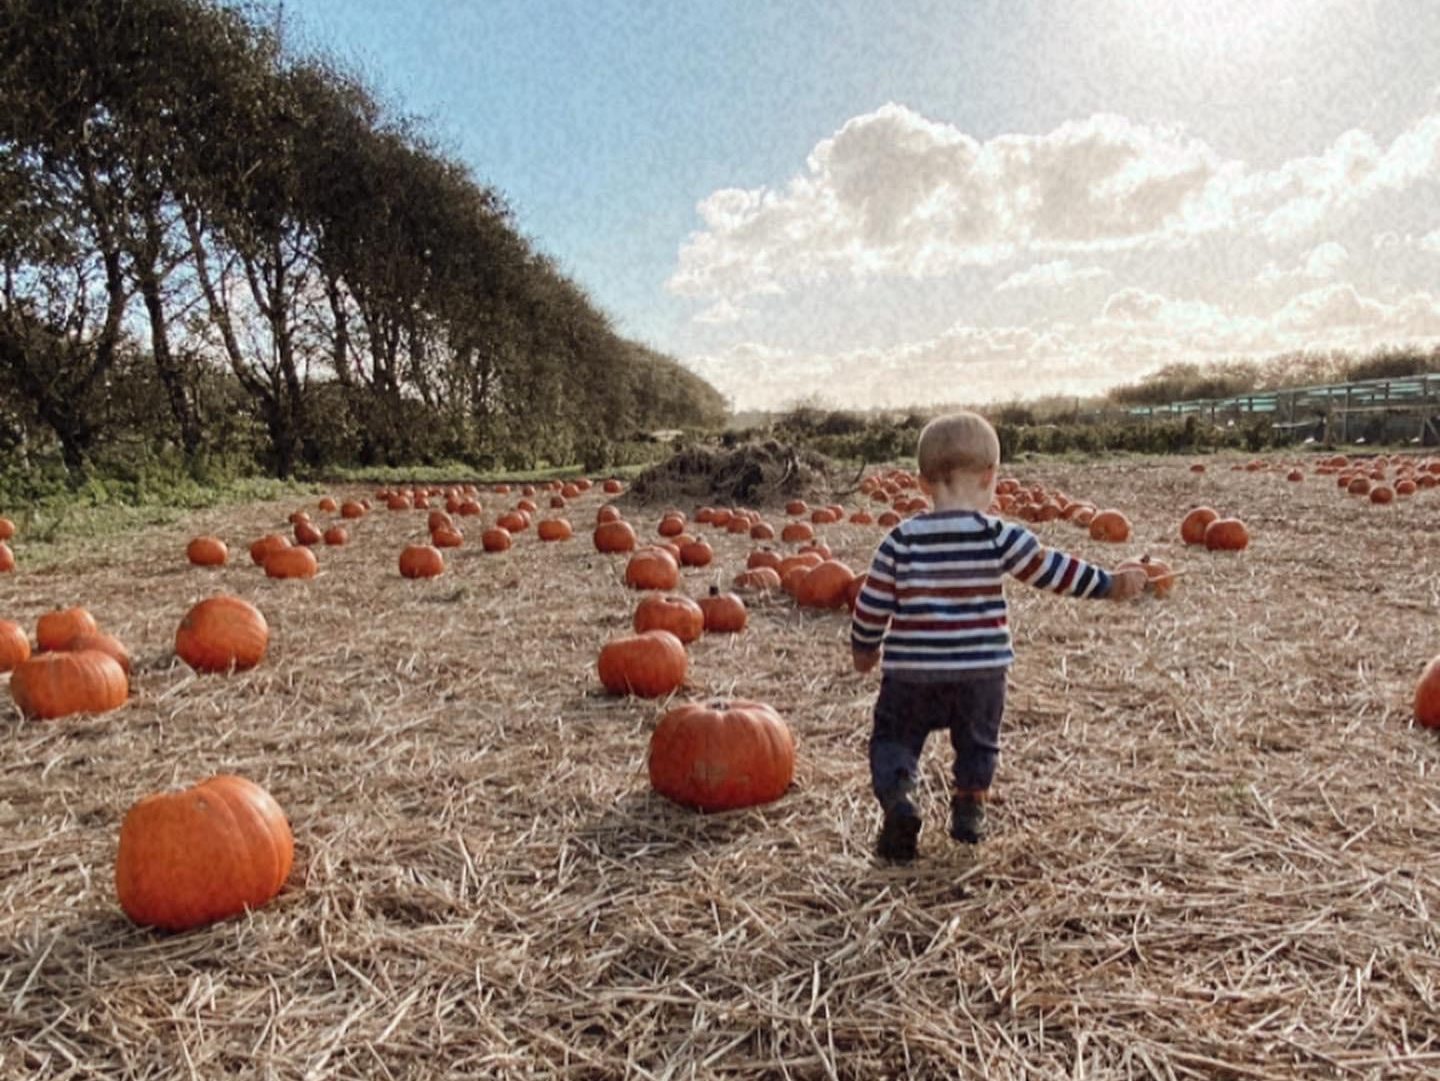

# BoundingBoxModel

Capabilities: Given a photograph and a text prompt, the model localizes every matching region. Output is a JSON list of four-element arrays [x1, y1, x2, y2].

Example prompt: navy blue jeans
[[868, 672, 1007, 801]]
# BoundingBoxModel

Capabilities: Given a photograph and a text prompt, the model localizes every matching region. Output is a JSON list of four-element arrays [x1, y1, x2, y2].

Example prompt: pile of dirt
[[624, 440, 840, 508]]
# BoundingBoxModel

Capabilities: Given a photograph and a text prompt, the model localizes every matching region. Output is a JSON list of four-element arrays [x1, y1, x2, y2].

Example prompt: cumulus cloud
[[669, 102, 1440, 310], [996, 259, 1111, 292], [683, 285, 1440, 410]]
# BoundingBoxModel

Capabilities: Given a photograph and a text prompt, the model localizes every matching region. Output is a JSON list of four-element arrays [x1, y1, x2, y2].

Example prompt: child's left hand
[[853, 648, 879, 673]]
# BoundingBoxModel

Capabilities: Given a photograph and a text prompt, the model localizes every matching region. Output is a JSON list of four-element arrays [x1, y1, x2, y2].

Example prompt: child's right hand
[[1107, 567, 1148, 601]]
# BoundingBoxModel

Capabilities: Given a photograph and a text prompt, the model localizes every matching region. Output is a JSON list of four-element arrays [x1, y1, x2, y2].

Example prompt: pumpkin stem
[[709, 585, 720, 596]]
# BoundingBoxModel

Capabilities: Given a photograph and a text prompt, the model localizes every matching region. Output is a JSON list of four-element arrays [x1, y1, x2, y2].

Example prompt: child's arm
[[851, 536, 900, 671], [996, 520, 1139, 601]]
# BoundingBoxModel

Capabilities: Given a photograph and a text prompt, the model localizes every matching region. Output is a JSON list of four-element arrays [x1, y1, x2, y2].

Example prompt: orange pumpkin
[[1369, 485, 1394, 505], [594, 519, 638, 553], [796, 560, 857, 609], [698, 588, 747, 633], [538, 518, 573, 542], [186, 536, 228, 567], [1180, 507, 1219, 546], [249, 534, 291, 566], [678, 539, 713, 567], [1415, 656, 1440, 728], [749, 522, 776, 541], [747, 549, 783, 571], [657, 514, 687, 538], [10, 650, 128, 719], [0, 517, 13, 540], [603, 479, 624, 494], [481, 527, 513, 552], [596, 505, 622, 524], [431, 525, 464, 548], [1347, 476, 1371, 496], [264, 546, 318, 579], [1116, 555, 1177, 598], [175, 596, 268, 673], [293, 520, 322, 546], [497, 511, 529, 533], [0, 541, 13, 572], [1203, 517, 1249, 551], [781, 521, 815, 544], [37, 606, 97, 652], [648, 699, 795, 812], [625, 548, 680, 591], [340, 500, 366, 519], [733, 567, 782, 593], [115, 774, 293, 932], [634, 594, 705, 643], [323, 525, 348, 546], [399, 544, 444, 579], [597, 629, 688, 698], [0, 619, 32, 672], [1088, 510, 1131, 543], [318, 496, 338, 513]]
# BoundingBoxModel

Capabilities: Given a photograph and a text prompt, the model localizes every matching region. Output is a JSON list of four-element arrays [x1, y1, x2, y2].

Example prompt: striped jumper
[[851, 509, 1114, 677]]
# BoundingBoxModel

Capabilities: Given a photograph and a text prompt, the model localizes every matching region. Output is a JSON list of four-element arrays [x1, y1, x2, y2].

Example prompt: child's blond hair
[[916, 412, 1000, 483]]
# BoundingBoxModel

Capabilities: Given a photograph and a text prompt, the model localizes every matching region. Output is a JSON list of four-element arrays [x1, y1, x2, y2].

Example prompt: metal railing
[[1122, 373, 1440, 421]]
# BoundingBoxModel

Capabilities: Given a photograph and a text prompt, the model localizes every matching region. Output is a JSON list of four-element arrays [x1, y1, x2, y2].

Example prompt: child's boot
[[875, 788, 922, 861], [949, 789, 987, 844]]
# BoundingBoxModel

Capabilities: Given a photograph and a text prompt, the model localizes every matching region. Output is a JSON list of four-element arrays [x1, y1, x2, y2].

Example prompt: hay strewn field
[[3, 457, 1439, 1079]]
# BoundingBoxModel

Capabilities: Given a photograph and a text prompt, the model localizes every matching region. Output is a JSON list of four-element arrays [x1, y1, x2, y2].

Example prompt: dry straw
[[1, 457, 1438, 1079]]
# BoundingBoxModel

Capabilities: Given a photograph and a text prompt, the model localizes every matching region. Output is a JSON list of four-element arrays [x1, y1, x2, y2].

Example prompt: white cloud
[[692, 298, 747, 325], [1256, 241, 1349, 286], [1421, 228, 1440, 254], [996, 259, 1110, 292], [683, 284, 1440, 410], [669, 102, 1440, 312]]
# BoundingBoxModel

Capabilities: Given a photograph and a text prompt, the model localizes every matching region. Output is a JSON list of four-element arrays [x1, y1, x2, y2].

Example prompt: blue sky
[[283, 0, 1440, 408]]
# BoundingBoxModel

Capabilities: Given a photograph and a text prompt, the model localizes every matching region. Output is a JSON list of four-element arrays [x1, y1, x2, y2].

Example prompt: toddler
[[851, 412, 1146, 860]]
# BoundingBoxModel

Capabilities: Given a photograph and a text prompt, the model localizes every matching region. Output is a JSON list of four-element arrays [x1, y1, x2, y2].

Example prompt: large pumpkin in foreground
[[1415, 656, 1440, 729], [9, 650, 128, 719], [115, 774, 294, 932], [175, 596, 268, 673], [597, 630, 687, 698], [648, 699, 796, 812]]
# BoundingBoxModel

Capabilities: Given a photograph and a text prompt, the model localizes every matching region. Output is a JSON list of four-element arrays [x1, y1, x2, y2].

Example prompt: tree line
[[0, 0, 727, 482]]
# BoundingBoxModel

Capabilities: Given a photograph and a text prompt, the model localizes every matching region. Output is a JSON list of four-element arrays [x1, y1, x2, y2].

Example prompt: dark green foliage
[[0, 0, 724, 483]]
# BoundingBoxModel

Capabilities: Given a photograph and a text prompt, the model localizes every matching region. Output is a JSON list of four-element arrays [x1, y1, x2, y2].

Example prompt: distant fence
[[1103, 373, 1440, 445]]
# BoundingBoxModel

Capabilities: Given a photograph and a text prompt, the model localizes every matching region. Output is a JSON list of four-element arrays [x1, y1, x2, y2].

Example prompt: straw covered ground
[[2, 455, 1439, 1079]]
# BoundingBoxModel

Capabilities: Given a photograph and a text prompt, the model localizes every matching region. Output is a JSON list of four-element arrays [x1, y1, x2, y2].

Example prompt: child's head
[[917, 412, 1000, 492]]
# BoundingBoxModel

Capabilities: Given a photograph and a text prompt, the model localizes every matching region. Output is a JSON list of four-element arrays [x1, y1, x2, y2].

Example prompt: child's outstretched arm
[[997, 520, 1139, 601], [851, 536, 899, 671]]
